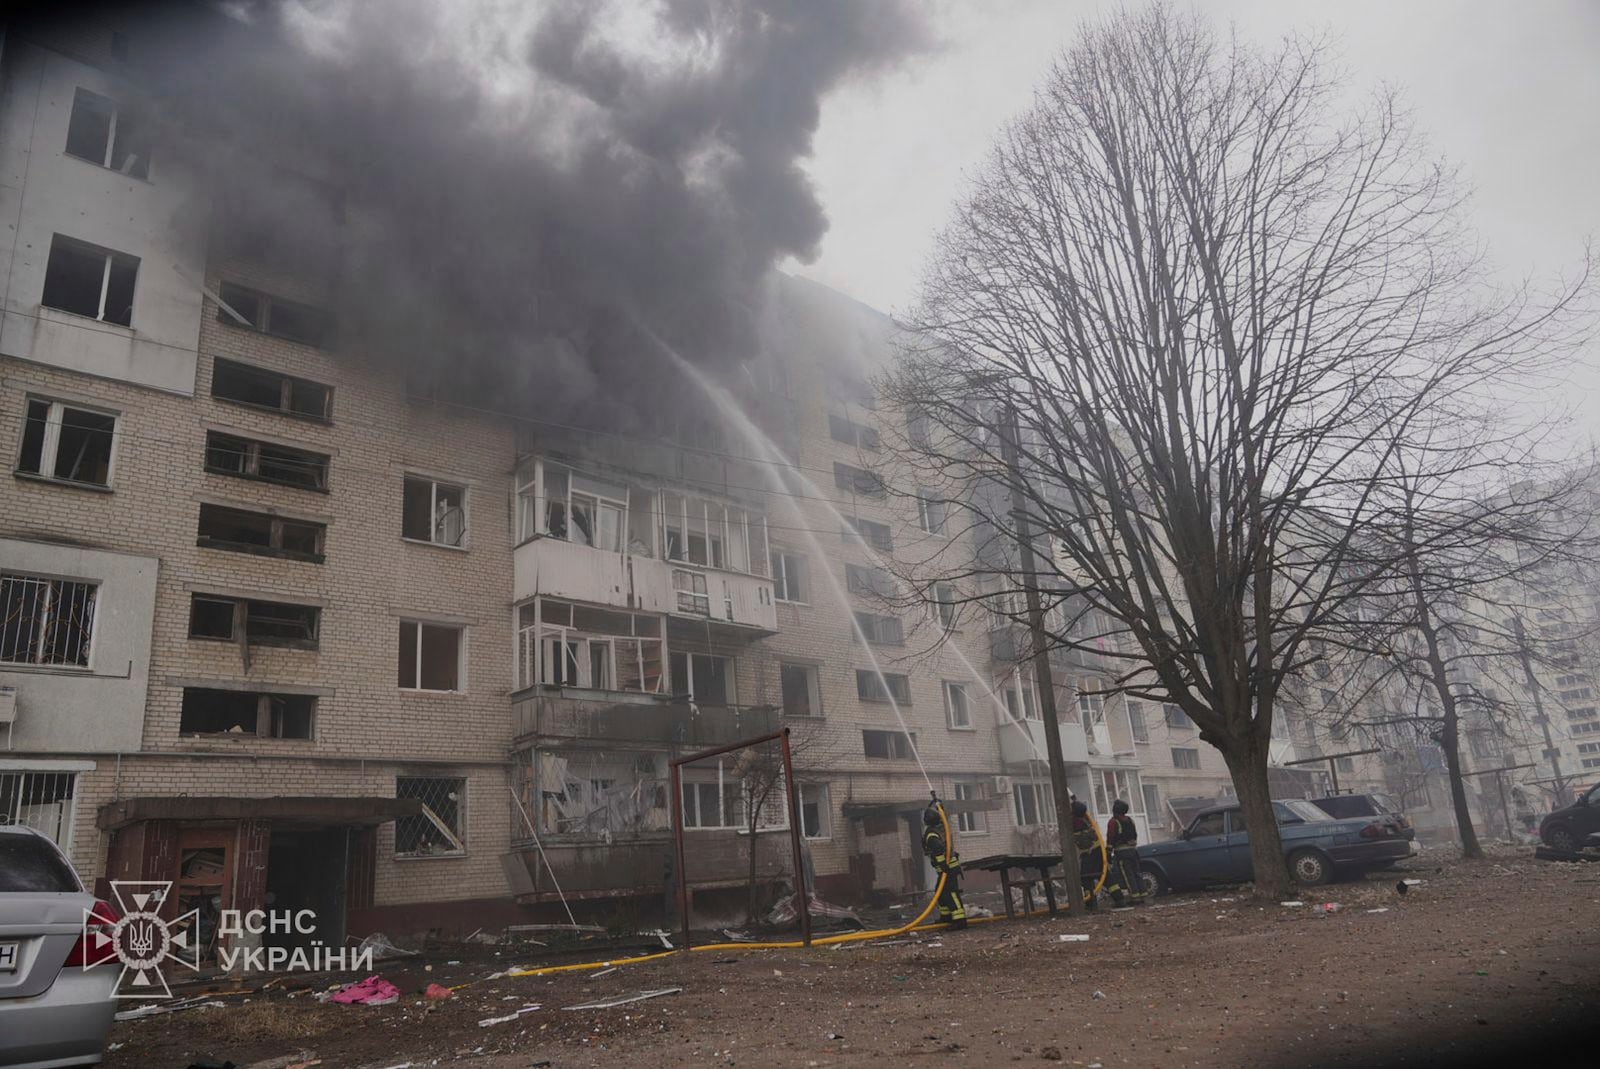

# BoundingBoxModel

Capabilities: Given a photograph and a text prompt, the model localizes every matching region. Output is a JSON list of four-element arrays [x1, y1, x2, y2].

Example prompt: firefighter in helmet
[[1103, 798, 1144, 906], [922, 802, 968, 929], [1070, 799, 1102, 910]]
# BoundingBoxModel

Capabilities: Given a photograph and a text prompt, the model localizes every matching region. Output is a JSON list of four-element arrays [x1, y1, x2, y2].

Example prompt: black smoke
[[31, 0, 930, 420]]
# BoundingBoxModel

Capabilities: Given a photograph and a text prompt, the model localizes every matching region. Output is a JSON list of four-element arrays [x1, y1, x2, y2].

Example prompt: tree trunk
[[1220, 733, 1292, 899], [1438, 706, 1484, 860]]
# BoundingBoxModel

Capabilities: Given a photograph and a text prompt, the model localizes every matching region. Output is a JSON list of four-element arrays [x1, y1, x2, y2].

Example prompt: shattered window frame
[[15, 396, 118, 488], [402, 475, 468, 548], [40, 234, 140, 327], [63, 86, 150, 179], [519, 598, 666, 694], [398, 619, 465, 692], [0, 573, 97, 668], [215, 280, 332, 349], [395, 776, 467, 858], [211, 357, 333, 422]]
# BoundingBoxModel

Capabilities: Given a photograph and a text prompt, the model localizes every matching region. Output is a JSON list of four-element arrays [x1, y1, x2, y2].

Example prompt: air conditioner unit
[[991, 775, 1014, 796]]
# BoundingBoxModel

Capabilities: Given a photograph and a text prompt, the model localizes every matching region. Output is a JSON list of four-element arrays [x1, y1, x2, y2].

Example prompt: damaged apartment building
[[1, 11, 1489, 956]]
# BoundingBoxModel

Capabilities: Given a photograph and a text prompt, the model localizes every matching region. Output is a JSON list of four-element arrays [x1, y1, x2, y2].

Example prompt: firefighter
[[1104, 798, 1143, 906], [1071, 799, 1102, 910], [922, 803, 968, 929]]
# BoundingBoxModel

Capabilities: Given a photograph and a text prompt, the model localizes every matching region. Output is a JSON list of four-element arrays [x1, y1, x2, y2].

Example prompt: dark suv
[[1539, 781, 1600, 851]]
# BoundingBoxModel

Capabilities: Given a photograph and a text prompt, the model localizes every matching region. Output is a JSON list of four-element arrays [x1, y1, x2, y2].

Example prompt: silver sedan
[[1, 825, 119, 1069]]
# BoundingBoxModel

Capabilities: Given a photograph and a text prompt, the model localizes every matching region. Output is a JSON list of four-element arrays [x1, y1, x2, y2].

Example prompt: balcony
[[512, 537, 777, 635], [996, 716, 1090, 768], [512, 691, 779, 748]]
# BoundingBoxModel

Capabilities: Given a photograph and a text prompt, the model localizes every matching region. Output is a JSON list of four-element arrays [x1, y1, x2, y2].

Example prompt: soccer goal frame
[[669, 726, 811, 949]]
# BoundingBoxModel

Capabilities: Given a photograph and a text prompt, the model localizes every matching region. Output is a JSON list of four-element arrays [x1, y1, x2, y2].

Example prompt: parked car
[[1538, 781, 1600, 852], [1308, 792, 1415, 840], [1, 825, 121, 1069], [1136, 798, 1416, 895]]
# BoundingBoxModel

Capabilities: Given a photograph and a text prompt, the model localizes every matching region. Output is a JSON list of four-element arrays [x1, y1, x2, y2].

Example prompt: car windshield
[[0, 833, 82, 892], [1277, 799, 1331, 823], [1369, 793, 1401, 815]]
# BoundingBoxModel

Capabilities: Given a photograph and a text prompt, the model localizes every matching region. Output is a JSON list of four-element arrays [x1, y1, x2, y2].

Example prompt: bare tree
[[883, 6, 1592, 897]]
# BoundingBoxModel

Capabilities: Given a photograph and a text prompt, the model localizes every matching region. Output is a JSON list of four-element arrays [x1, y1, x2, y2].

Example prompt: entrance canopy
[[97, 796, 423, 830]]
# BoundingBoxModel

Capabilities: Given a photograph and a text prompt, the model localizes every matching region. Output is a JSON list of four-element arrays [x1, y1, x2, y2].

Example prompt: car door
[[1176, 811, 1230, 885], [1576, 784, 1600, 842], [1222, 807, 1255, 879]]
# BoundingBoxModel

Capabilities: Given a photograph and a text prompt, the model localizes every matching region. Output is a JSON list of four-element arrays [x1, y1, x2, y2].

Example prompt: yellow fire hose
[[457, 801, 1107, 988]]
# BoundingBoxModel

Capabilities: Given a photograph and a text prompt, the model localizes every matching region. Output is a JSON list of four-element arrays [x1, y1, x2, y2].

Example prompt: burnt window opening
[[216, 281, 332, 348], [187, 594, 320, 648], [862, 729, 916, 759], [64, 87, 149, 178], [843, 517, 893, 552], [211, 358, 332, 421], [41, 235, 139, 326], [16, 398, 116, 487], [196, 503, 325, 562], [853, 612, 904, 646], [204, 431, 328, 491], [402, 476, 467, 546], [395, 776, 466, 857], [828, 414, 880, 451], [398, 621, 463, 691], [856, 670, 911, 704], [179, 688, 315, 738], [832, 462, 886, 498]]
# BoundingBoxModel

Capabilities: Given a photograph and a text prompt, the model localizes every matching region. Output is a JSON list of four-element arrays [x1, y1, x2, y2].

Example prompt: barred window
[[0, 770, 78, 851], [1, 574, 96, 667], [395, 776, 466, 857]]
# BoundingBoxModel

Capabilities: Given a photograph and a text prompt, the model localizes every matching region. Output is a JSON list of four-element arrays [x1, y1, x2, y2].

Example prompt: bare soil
[[105, 847, 1600, 1069]]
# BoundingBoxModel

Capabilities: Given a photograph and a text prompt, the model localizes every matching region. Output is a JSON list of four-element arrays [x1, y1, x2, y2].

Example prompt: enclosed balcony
[[996, 715, 1091, 768]]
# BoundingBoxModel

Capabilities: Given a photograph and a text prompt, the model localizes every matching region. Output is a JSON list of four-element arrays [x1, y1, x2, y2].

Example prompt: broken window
[[843, 516, 893, 552], [671, 651, 733, 705], [398, 621, 463, 691], [395, 776, 465, 857], [215, 281, 331, 348], [402, 476, 466, 546], [1164, 703, 1195, 730], [844, 563, 892, 598], [952, 781, 984, 834], [1171, 747, 1201, 770], [1012, 781, 1055, 827], [16, 398, 116, 487], [661, 491, 765, 573], [178, 688, 314, 738], [196, 503, 324, 562], [41, 235, 138, 326], [187, 594, 320, 648], [828, 414, 880, 450], [770, 551, 806, 602], [916, 491, 947, 534], [856, 671, 911, 704], [800, 783, 831, 839], [943, 681, 971, 729], [1077, 678, 1105, 731], [204, 431, 328, 491], [1127, 700, 1149, 743], [826, 374, 876, 410], [853, 612, 903, 646], [520, 599, 665, 693], [672, 569, 710, 616], [1142, 783, 1165, 827], [522, 462, 630, 552], [211, 358, 332, 420], [64, 87, 149, 178], [780, 663, 821, 718], [832, 462, 885, 498], [999, 671, 1039, 721], [931, 581, 958, 631], [1, 574, 96, 667], [863, 729, 916, 759]]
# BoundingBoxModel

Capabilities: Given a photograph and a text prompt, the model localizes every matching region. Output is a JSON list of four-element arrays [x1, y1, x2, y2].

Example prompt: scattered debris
[[115, 997, 226, 1021], [827, 1032, 844, 1040], [1092, 990, 1106, 1000], [328, 975, 401, 1006], [768, 892, 864, 930], [1280, 901, 1305, 907], [1396, 880, 1422, 895], [354, 933, 417, 961], [1366, 908, 1390, 914], [562, 987, 683, 1011], [424, 983, 453, 1000], [478, 1005, 541, 1027], [1320, 903, 1343, 914], [591, 966, 619, 978], [1058, 934, 1090, 942]]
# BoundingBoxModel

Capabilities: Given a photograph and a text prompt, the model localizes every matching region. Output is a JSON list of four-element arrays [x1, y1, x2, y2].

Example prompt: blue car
[[1135, 798, 1415, 895]]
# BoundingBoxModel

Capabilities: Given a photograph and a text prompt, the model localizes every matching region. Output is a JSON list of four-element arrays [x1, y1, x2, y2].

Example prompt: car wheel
[[1544, 826, 1577, 851], [1288, 849, 1330, 886], [1137, 865, 1169, 898]]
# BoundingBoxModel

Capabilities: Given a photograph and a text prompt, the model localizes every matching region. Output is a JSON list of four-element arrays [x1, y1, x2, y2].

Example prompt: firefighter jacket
[[1107, 814, 1139, 850]]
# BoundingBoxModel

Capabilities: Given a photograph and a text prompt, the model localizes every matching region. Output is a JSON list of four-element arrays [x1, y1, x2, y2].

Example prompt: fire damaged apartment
[[0, 9, 1444, 958]]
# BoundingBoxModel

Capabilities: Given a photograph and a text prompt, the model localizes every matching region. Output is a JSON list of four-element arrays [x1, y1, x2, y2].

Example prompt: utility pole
[[1510, 613, 1569, 807], [999, 399, 1084, 914]]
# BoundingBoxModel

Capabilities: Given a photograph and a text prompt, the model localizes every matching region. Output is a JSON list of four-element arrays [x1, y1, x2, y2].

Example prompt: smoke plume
[[51, 0, 930, 420]]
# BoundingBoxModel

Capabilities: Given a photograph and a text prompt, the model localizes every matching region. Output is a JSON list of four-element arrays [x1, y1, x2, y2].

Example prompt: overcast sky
[[795, 0, 1600, 426]]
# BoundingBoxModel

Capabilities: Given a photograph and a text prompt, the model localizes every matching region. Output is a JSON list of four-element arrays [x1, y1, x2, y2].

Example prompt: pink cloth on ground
[[330, 975, 401, 1005]]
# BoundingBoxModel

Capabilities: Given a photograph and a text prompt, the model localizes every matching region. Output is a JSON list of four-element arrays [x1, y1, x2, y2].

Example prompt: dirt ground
[[104, 846, 1599, 1069]]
